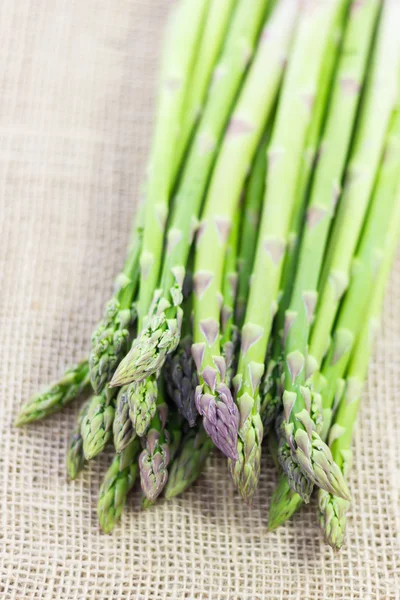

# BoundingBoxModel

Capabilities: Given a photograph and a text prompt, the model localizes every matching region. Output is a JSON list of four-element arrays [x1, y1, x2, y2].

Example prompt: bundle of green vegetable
[[16, 0, 400, 548]]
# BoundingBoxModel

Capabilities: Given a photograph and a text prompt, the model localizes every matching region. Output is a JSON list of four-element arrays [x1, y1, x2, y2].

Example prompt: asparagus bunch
[[111, 0, 270, 389], [279, 0, 400, 502], [18, 0, 400, 548]]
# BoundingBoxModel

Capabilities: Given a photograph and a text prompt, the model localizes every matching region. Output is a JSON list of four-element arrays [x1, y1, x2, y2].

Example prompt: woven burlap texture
[[1, 1, 399, 598]]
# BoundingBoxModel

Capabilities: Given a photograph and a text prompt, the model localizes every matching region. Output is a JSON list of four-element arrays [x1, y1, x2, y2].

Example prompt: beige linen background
[[0, 1, 399, 598]]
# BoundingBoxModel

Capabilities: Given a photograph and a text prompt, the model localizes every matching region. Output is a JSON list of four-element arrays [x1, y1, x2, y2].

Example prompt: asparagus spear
[[232, 0, 342, 502], [165, 333, 198, 427], [81, 390, 116, 460], [164, 425, 214, 499], [220, 205, 240, 386], [97, 438, 141, 533], [111, 0, 269, 388], [136, 0, 210, 328], [175, 0, 238, 170], [319, 176, 400, 550], [192, 0, 300, 464], [139, 387, 170, 501], [89, 205, 143, 394], [66, 399, 90, 480], [15, 360, 90, 426], [308, 0, 400, 372], [235, 136, 267, 329], [279, 0, 381, 500]]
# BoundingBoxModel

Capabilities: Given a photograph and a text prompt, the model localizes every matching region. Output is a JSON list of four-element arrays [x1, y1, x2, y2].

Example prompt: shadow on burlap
[[0, 1, 399, 598]]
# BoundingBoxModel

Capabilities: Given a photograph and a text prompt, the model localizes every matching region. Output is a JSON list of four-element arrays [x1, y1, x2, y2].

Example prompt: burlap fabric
[[1, 1, 399, 598]]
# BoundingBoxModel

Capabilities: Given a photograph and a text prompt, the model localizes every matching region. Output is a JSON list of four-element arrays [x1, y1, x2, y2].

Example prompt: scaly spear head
[[89, 299, 135, 394], [277, 437, 314, 503], [81, 393, 115, 460], [126, 376, 158, 437], [195, 383, 239, 460], [294, 430, 352, 501], [230, 393, 263, 503], [110, 292, 183, 387], [165, 335, 198, 427], [98, 458, 139, 534], [318, 488, 350, 550], [139, 427, 170, 501]]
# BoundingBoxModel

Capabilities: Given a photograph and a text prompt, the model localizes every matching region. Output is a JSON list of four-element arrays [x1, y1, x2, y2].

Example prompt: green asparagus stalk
[[232, 0, 342, 502], [66, 399, 90, 480], [175, 0, 238, 170], [136, 0, 212, 328], [89, 204, 143, 394], [319, 178, 400, 550], [235, 136, 267, 329], [220, 204, 240, 385], [15, 360, 90, 426], [111, 0, 269, 388], [308, 0, 400, 371], [81, 390, 116, 460], [192, 0, 300, 464], [164, 425, 214, 499], [167, 410, 184, 461], [279, 0, 381, 500], [139, 387, 170, 501], [97, 438, 141, 533]]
